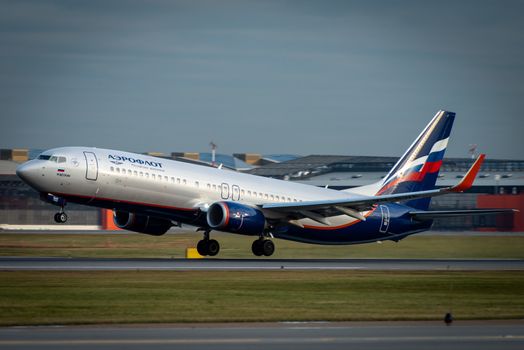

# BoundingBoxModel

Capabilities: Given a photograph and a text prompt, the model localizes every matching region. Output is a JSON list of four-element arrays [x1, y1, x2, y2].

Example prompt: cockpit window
[[41, 155, 67, 163]]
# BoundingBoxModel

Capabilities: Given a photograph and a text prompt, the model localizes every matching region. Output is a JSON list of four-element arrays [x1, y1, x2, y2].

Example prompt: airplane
[[16, 110, 513, 257]]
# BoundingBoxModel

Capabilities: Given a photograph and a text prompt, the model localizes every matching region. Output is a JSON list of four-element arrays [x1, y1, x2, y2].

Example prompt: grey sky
[[1, 0, 523, 159]]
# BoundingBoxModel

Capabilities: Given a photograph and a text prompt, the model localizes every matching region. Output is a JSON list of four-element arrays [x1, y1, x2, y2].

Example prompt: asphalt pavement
[[1, 321, 523, 350], [1, 256, 523, 271]]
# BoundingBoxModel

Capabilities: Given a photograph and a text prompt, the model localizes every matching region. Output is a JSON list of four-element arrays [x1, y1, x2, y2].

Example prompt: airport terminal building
[[1, 149, 522, 231]]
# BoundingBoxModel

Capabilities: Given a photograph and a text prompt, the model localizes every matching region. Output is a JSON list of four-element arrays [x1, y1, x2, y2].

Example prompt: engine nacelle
[[206, 201, 266, 235], [113, 210, 171, 236]]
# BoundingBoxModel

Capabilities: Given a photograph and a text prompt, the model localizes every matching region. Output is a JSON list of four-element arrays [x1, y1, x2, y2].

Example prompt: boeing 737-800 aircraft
[[16, 111, 511, 256]]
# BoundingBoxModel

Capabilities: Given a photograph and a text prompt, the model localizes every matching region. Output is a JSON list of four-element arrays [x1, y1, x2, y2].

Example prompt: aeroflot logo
[[108, 155, 163, 168]]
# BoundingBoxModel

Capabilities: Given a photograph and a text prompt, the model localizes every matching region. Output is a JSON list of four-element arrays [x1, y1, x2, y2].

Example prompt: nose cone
[[16, 161, 41, 188]]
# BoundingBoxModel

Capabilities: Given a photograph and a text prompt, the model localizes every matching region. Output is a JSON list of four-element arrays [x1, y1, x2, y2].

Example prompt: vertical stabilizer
[[377, 110, 455, 209]]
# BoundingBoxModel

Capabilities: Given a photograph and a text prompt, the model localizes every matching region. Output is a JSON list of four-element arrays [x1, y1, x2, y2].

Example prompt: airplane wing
[[259, 154, 487, 224]]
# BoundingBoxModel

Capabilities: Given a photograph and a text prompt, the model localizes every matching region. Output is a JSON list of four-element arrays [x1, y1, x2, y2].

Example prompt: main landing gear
[[197, 230, 220, 257], [53, 207, 68, 223], [251, 237, 275, 257], [195, 230, 276, 257]]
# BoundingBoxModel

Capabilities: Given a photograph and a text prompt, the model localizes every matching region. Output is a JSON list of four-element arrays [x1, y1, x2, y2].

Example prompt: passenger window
[[134, 171, 138, 176], [248, 191, 251, 196], [253, 192, 257, 197], [207, 184, 211, 189], [177, 178, 181, 184], [213, 184, 217, 190], [146, 173, 149, 178], [58, 157, 66, 163], [171, 177, 175, 183], [110, 167, 114, 172], [116, 168, 120, 173], [276, 196, 279, 201], [264, 194, 268, 200], [270, 195, 274, 201], [140, 172, 143, 177], [165, 176, 168, 181], [195, 181, 199, 188], [241, 190, 245, 196], [152, 174, 156, 180], [183, 179, 187, 185]]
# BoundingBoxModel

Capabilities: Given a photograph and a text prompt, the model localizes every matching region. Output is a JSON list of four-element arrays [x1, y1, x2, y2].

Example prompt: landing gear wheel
[[252, 239, 275, 257], [251, 239, 264, 257], [262, 239, 275, 257], [54, 212, 68, 223], [196, 239, 220, 257], [197, 239, 209, 256], [207, 239, 220, 257]]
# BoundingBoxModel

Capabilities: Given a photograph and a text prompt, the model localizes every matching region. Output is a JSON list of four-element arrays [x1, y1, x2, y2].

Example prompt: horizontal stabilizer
[[410, 209, 517, 221]]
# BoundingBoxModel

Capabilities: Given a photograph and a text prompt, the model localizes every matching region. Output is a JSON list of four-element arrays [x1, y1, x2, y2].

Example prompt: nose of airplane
[[16, 161, 41, 186]]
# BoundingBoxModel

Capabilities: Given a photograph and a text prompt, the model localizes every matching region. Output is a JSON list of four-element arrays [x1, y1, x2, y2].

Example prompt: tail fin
[[377, 110, 455, 210]]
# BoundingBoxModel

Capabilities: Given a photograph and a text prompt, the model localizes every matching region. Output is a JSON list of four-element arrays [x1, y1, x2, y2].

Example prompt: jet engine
[[206, 201, 266, 235], [113, 210, 172, 236]]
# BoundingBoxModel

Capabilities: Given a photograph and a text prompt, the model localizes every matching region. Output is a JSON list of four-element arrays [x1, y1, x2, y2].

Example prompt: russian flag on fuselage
[[377, 110, 455, 208]]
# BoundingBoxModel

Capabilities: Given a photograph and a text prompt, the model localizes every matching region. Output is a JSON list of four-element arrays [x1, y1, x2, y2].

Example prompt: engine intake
[[113, 210, 171, 236], [207, 201, 266, 235]]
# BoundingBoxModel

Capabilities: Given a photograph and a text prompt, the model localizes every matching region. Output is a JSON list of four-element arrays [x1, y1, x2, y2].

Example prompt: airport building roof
[[247, 154, 524, 179]]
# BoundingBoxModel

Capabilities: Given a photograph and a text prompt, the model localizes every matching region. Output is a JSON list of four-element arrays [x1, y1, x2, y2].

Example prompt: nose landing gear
[[54, 210, 68, 223], [53, 204, 67, 224], [44, 194, 68, 223]]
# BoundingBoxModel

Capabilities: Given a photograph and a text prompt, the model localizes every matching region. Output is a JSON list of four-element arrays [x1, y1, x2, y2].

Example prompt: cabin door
[[84, 152, 98, 181]]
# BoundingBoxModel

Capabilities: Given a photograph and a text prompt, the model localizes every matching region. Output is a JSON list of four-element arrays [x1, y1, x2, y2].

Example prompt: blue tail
[[377, 110, 455, 210]]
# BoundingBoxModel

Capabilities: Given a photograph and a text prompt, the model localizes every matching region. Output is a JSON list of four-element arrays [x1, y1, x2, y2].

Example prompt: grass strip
[[1, 270, 523, 326], [1, 233, 524, 259]]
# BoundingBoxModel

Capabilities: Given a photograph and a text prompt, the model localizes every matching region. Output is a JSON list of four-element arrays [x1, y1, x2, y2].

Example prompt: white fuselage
[[17, 147, 376, 229]]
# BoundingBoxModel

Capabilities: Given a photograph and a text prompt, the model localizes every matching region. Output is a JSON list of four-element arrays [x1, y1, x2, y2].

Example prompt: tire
[[54, 212, 67, 223], [207, 239, 220, 257], [262, 240, 275, 257], [251, 239, 263, 256], [197, 240, 209, 256], [58, 212, 68, 223]]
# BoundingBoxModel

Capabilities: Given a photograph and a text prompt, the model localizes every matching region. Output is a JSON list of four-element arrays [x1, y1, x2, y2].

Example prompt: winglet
[[450, 154, 485, 192]]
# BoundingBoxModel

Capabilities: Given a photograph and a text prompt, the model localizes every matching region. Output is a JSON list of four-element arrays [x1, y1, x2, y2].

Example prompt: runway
[[1, 321, 524, 350], [1, 257, 524, 271]]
